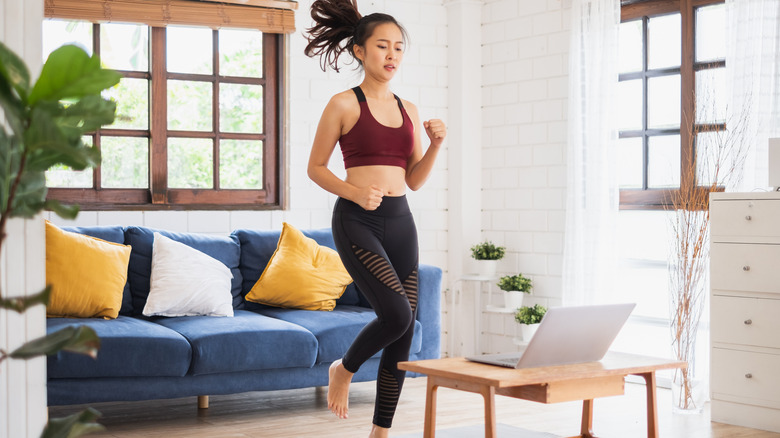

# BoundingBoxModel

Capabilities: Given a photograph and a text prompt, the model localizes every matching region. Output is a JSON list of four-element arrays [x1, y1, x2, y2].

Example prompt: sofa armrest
[[416, 264, 442, 360]]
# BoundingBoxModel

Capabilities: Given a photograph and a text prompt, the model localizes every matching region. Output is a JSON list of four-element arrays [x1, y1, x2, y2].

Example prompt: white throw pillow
[[143, 233, 234, 317]]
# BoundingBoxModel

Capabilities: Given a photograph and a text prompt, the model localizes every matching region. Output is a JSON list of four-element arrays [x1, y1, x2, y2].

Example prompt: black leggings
[[332, 195, 418, 429]]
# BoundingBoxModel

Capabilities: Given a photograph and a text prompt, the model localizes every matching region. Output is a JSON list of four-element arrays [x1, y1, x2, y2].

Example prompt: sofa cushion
[[233, 228, 363, 306], [47, 316, 191, 378], [245, 223, 353, 311], [125, 226, 243, 314], [61, 225, 133, 315], [46, 221, 132, 319], [252, 305, 422, 364], [148, 310, 318, 376], [143, 233, 234, 317]]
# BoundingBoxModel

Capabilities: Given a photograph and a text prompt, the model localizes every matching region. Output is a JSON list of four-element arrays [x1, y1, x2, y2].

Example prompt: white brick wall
[[479, 0, 572, 353]]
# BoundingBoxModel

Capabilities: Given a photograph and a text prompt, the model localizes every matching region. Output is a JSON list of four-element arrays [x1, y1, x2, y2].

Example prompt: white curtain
[[562, 0, 621, 306], [726, 0, 780, 190]]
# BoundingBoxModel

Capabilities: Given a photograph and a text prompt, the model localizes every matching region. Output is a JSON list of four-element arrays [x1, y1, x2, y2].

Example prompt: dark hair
[[304, 0, 408, 72]]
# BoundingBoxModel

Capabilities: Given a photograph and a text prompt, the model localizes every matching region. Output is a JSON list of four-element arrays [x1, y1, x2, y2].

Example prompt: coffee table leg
[[481, 385, 497, 438], [424, 377, 439, 438], [580, 399, 596, 438], [637, 372, 659, 438]]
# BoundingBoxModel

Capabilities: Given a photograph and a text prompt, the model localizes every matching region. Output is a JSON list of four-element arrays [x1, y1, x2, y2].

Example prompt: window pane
[[167, 27, 212, 75], [648, 134, 680, 188], [648, 74, 680, 129], [103, 77, 149, 130], [219, 29, 263, 78], [648, 13, 681, 70], [101, 137, 148, 188], [168, 80, 213, 131], [220, 84, 263, 133], [168, 138, 213, 189], [619, 20, 643, 74], [100, 23, 149, 71], [220, 140, 263, 189], [46, 136, 93, 188], [696, 4, 726, 63], [618, 79, 643, 131], [618, 137, 643, 189], [42, 20, 92, 61], [696, 67, 726, 124]]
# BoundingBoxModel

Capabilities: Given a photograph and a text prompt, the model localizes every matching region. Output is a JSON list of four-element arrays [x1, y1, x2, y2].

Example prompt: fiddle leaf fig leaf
[[0, 286, 51, 313], [0, 41, 31, 105], [10, 325, 100, 359], [29, 45, 120, 106], [40, 408, 105, 438]]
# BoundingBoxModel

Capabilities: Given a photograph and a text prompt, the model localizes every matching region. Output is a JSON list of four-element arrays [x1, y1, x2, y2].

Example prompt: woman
[[304, 1, 446, 436]]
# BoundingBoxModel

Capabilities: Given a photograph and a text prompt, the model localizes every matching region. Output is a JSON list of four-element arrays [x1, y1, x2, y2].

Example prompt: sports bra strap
[[351, 86, 405, 110], [351, 86, 366, 102]]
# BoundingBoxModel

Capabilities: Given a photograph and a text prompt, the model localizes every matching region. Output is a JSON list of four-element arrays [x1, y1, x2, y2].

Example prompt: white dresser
[[710, 192, 780, 433]]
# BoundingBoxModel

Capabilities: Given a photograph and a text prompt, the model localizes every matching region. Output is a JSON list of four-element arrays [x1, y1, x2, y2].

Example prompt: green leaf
[[0, 286, 51, 312], [29, 45, 121, 106], [9, 167, 47, 218], [0, 77, 25, 137], [45, 199, 80, 220], [23, 104, 101, 172], [41, 408, 105, 438], [59, 95, 117, 133], [0, 41, 31, 103], [10, 325, 100, 359]]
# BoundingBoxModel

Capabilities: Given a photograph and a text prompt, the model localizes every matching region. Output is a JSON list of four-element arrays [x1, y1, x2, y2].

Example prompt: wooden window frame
[[619, 0, 725, 210], [44, 0, 293, 210]]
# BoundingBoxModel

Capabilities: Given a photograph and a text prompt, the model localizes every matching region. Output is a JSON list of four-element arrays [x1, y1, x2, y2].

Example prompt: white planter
[[503, 291, 525, 310], [520, 323, 540, 341], [473, 259, 498, 276]]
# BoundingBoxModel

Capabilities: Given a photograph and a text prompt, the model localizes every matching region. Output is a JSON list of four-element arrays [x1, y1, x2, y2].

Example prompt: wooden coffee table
[[399, 352, 686, 438]]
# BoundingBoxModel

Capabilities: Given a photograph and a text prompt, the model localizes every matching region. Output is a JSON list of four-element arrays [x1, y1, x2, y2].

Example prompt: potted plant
[[497, 273, 532, 310], [469, 241, 505, 276], [515, 304, 547, 341], [0, 41, 120, 436]]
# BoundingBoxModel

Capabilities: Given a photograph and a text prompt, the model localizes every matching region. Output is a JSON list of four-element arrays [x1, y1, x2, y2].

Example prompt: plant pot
[[504, 291, 525, 310], [520, 323, 540, 341], [473, 259, 498, 277]]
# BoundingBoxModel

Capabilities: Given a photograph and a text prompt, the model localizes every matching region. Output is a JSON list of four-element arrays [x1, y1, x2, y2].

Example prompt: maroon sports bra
[[338, 87, 415, 170]]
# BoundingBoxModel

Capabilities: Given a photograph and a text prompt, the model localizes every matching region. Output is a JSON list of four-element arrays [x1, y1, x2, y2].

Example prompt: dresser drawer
[[711, 295, 780, 348], [711, 348, 780, 406], [711, 243, 780, 293], [710, 199, 780, 240]]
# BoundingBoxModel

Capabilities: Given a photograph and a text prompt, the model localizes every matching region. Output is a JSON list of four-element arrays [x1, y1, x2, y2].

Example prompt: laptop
[[466, 303, 636, 369]]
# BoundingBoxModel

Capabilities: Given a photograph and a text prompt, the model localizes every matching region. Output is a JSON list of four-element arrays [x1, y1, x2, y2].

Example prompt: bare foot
[[369, 424, 390, 438], [327, 359, 353, 419]]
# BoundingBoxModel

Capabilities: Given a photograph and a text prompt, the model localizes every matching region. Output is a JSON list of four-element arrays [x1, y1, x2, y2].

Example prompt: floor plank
[[48, 378, 780, 437]]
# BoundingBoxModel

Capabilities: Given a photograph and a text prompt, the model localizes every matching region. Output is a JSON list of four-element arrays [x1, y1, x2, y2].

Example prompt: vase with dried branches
[[666, 94, 752, 412]]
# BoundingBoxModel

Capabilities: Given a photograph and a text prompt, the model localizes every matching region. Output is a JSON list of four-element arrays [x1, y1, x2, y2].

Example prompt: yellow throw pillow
[[246, 222, 353, 311], [46, 221, 132, 319]]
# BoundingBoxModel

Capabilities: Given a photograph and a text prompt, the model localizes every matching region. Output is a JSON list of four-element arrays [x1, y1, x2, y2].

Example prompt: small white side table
[[453, 274, 498, 356]]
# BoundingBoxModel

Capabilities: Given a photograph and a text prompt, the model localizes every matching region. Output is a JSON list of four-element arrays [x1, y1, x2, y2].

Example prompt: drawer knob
[[743, 265, 751, 272], [745, 373, 753, 379], [744, 319, 753, 325], [745, 215, 752, 221]]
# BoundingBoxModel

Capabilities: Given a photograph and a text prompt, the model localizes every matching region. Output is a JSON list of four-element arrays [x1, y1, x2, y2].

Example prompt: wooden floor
[[49, 377, 780, 438]]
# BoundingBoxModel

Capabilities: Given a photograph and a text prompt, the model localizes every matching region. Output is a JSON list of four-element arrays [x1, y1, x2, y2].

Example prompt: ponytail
[[304, 0, 408, 72]]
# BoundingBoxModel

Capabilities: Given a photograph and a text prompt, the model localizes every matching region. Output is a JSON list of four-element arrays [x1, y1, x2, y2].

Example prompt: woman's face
[[355, 22, 404, 81]]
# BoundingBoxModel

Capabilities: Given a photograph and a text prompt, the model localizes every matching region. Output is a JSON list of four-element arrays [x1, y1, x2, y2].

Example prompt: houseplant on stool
[[497, 273, 532, 310], [469, 241, 505, 276], [515, 304, 547, 341]]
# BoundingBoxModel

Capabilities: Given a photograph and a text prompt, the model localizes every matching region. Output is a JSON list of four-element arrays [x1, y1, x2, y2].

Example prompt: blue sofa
[[46, 225, 442, 406]]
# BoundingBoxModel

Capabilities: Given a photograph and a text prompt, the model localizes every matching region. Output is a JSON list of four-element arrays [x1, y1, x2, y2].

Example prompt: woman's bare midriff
[[346, 165, 407, 196]]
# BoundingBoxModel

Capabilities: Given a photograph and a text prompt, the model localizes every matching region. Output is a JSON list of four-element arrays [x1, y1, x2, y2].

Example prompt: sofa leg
[[198, 395, 209, 409]]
